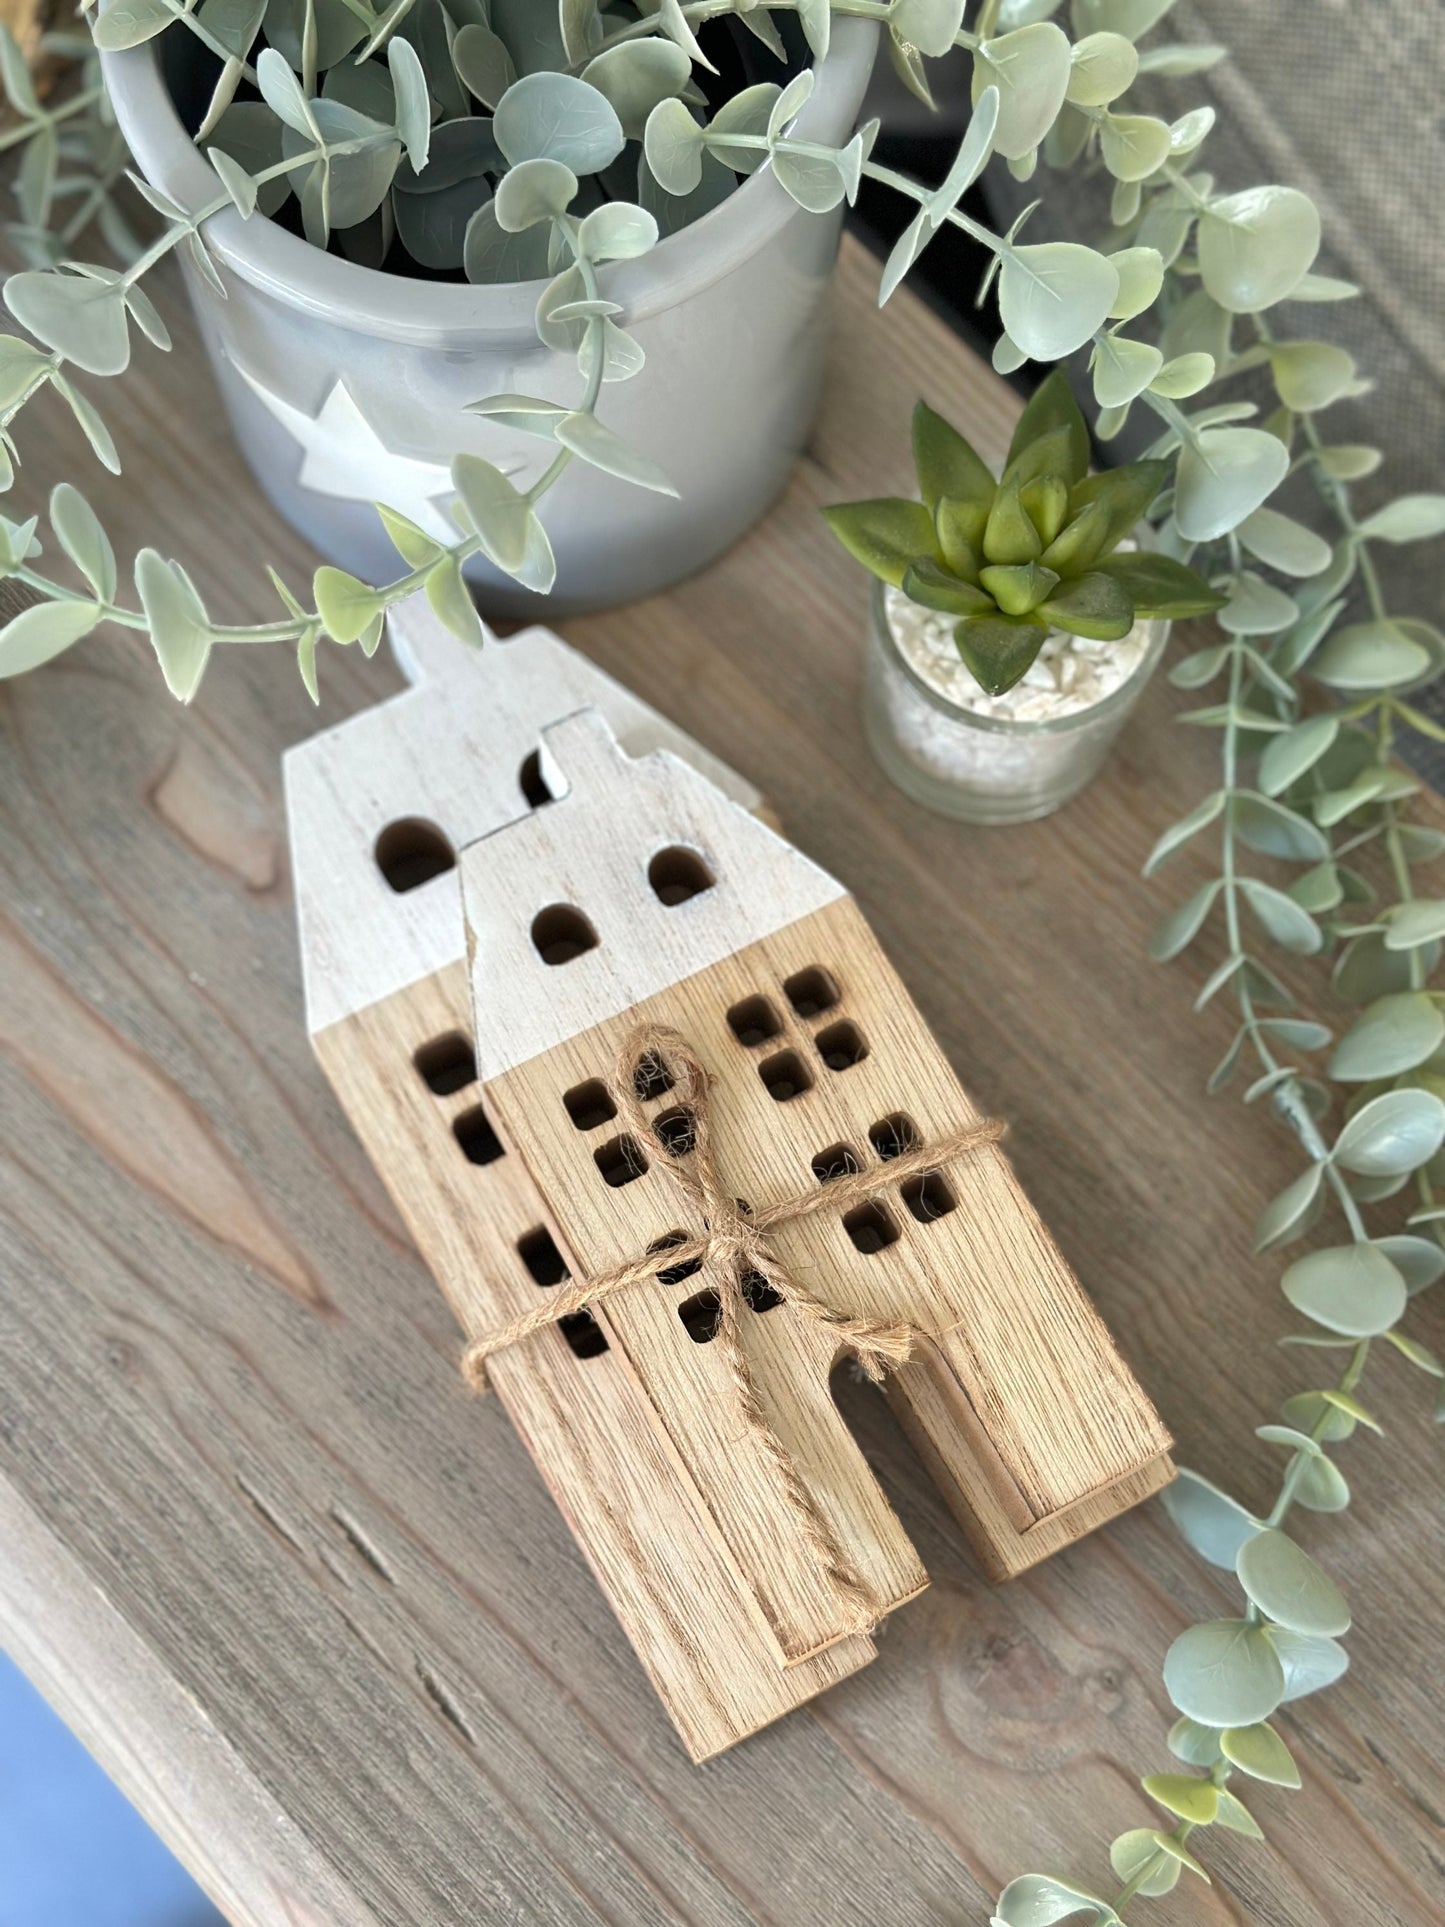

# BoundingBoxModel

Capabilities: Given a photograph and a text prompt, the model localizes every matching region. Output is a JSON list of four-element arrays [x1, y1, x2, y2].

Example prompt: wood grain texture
[[1, 236, 1442, 1925]]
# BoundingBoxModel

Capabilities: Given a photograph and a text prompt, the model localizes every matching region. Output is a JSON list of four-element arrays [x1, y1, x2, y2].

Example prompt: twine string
[[461, 1024, 1005, 1637]]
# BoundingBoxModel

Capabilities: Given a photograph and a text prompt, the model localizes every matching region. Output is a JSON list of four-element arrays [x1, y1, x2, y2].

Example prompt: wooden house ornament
[[286, 597, 1173, 1763]]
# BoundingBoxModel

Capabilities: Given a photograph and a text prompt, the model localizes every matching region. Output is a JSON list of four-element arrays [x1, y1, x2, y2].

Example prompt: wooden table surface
[[1, 236, 1441, 1927]]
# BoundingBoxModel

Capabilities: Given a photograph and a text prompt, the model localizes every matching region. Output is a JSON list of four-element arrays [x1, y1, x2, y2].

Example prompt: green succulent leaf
[[823, 498, 938, 588], [979, 560, 1059, 615], [1066, 459, 1169, 546], [983, 473, 1044, 564], [1004, 367, 1091, 485], [912, 400, 996, 511], [954, 612, 1047, 696], [1093, 551, 1225, 620], [1037, 570, 1134, 641], [936, 495, 988, 577], [901, 558, 993, 617]]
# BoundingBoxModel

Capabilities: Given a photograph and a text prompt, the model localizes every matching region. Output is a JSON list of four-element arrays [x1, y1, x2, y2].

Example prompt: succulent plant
[[823, 370, 1226, 697]]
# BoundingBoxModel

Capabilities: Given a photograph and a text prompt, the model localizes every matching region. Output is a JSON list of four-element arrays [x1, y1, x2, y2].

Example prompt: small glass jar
[[862, 578, 1168, 825]]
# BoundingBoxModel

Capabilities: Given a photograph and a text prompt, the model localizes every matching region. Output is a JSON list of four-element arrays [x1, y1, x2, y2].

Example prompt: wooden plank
[[1, 234, 1440, 1925]]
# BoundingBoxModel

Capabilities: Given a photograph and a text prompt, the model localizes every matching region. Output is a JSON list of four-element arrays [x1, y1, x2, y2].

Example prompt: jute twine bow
[[461, 1024, 1005, 1635]]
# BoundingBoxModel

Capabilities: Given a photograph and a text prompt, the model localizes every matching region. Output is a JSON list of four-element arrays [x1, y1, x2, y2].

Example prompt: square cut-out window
[[816, 1019, 868, 1072], [740, 1268, 783, 1314], [758, 1049, 813, 1103], [560, 1311, 609, 1358], [652, 1106, 696, 1157], [870, 1114, 920, 1162], [453, 1105, 504, 1165], [727, 994, 783, 1048], [812, 1143, 861, 1184], [632, 1052, 675, 1102], [517, 1226, 568, 1288], [594, 1134, 648, 1188], [564, 1079, 616, 1132], [648, 845, 715, 906], [650, 1230, 702, 1287], [783, 965, 840, 1020], [532, 904, 598, 966], [843, 1201, 898, 1256], [375, 818, 454, 893], [902, 1171, 957, 1225], [413, 1031, 477, 1096], [678, 1288, 721, 1343]]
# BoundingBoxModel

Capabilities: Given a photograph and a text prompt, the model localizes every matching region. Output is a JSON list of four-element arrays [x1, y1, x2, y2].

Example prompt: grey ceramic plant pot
[[100, 21, 877, 619]]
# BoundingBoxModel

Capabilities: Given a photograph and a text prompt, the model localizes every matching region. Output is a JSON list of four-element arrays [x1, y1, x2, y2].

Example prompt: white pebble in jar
[[863, 579, 1167, 825]]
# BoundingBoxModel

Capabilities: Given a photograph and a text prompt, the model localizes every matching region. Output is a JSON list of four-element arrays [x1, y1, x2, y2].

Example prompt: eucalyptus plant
[[2, 3, 1445, 1922], [822, 370, 1223, 693]]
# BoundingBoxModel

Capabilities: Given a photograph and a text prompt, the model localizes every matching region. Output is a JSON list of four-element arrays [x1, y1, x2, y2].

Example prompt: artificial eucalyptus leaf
[[1107, 1831, 1179, 1899], [582, 37, 690, 141], [50, 482, 116, 603], [1232, 796, 1327, 864], [494, 71, 624, 174], [387, 37, 431, 175], [554, 410, 677, 496], [1140, 1773, 1217, 1826], [1197, 185, 1321, 312], [991, 1872, 1117, 1926], [1167, 1717, 1223, 1768], [492, 155, 578, 231], [1259, 714, 1339, 796], [90, 0, 174, 50], [893, 0, 967, 59], [1312, 619, 1432, 691], [0, 598, 101, 677], [1280, 1243, 1407, 1338], [1067, 31, 1138, 106], [1159, 1467, 1261, 1568], [998, 244, 1120, 362], [1100, 112, 1170, 182], [1268, 1628, 1349, 1702], [1329, 995, 1445, 1085], [1254, 1162, 1326, 1253], [462, 199, 551, 282], [1092, 334, 1163, 408], [971, 22, 1071, 160], [313, 565, 386, 644], [1336, 1090, 1445, 1185], [1269, 340, 1359, 413], [1236, 1529, 1350, 1638], [1294, 1453, 1351, 1513], [1219, 1720, 1301, 1787], [5, 270, 131, 378], [1106, 245, 1163, 321], [451, 452, 533, 572], [135, 549, 212, 701], [1174, 426, 1290, 542], [1163, 1619, 1285, 1727], [452, 22, 517, 108], [643, 95, 705, 195], [1148, 879, 1221, 963]]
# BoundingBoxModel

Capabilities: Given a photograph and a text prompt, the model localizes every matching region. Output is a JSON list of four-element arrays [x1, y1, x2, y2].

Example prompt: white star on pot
[[233, 365, 465, 544]]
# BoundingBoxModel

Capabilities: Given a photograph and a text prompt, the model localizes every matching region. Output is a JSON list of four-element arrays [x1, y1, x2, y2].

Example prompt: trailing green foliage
[[822, 370, 1222, 692], [1, 8, 1443, 1922]]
